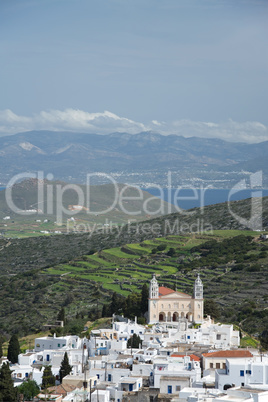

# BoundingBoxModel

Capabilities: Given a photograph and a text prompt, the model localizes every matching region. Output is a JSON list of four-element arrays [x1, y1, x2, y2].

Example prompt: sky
[[0, 0, 268, 143]]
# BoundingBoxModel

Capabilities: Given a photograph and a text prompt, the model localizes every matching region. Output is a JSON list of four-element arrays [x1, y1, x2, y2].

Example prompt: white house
[[35, 334, 81, 351], [216, 356, 268, 391]]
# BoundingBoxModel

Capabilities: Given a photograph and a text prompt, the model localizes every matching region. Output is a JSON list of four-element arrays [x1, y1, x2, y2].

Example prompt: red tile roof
[[158, 287, 190, 298], [158, 287, 175, 296], [171, 353, 201, 362], [202, 350, 253, 359]]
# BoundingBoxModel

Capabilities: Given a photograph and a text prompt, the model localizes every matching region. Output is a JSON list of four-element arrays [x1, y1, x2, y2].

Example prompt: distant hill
[[0, 179, 175, 237], [0, 130, 267, 187]]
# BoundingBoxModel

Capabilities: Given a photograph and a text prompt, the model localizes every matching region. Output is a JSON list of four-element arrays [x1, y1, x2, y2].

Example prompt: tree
[[42, 366, 55, 389], [167, 247, 176, 257], [110, 292, 119, 315], [260, 329, 268, 350], [57, 307, 65, 324], [101, 304, 108, 318], [0, 341, 2, 359], [17, 380, 39, 401], [59, 352, 72, 383], [127, 334, 142, 349], [0, 362, 17, 402], [7, 334, 20, 364], [141, 283, 149, 314], [204, 299, 220, 320]]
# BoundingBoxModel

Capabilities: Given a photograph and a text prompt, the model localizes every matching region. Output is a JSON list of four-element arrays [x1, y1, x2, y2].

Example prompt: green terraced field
[[42, 230, 264, 303], [42, 233, 217, 295]]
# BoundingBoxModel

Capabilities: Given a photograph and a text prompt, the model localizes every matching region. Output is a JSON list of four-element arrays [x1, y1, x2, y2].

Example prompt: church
[[148, 274, 204, 324]]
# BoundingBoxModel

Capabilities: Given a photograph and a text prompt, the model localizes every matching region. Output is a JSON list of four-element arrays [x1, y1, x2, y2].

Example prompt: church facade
[[148, 274, 204, 324]]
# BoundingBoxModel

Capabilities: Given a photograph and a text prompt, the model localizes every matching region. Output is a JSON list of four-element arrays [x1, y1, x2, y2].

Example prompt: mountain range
[[0, 130, 267, 187]]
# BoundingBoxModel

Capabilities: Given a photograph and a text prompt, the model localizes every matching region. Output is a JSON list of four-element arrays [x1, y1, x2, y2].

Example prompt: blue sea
[[143, 188, 268, 210]]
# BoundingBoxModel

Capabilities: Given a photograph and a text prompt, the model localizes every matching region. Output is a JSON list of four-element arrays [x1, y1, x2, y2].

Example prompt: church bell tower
[[150, 274, 159, 299], [194, 273, 203, 299]]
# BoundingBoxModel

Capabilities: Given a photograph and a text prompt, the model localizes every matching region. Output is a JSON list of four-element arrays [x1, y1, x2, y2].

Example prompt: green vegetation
[[0, 205, 267, 344], [59, 352, 72, 383], [42, 366, 55, 389], [17, 380, 40, 401], [7, 335, 20, 364], [0, 363, 17, 402], [240, 336, 260, 349]]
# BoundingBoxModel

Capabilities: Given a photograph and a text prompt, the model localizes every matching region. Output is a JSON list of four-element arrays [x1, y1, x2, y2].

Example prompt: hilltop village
[[1, 275, 267, 401]]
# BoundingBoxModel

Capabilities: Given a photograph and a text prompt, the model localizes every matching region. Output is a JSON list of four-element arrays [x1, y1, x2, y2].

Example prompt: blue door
[[168, 385, 172, 394]]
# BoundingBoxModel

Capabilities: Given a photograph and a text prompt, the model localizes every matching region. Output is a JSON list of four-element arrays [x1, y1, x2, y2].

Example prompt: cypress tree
[[127, 334, 142, 349], [0, 362, 17, 402], [7, 334, 20, 364], [110, 292, 119, 314], [59, 352, 72, 382], [101, 304, 108, 318], [42, 366, 55, 389], [57, 307, 65, 324], [141, 283, 149, 314]]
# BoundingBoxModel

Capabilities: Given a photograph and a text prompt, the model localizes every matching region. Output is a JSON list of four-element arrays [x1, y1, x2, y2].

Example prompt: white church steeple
[[194, 273, 203, 299], [149, 274, 159, 299]]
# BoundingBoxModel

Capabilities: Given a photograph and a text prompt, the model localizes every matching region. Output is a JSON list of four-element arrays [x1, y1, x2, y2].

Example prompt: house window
[[187, 335, 190, 339], [241, 382, 244, 386], [216, 363, 220, 369], [97, 375, 100, 379], [223, 363, 226, 369], [216, 334, 221, 340], [240, 370, 244, 377], [176, 386, 181, 392], [108, 374, 112, 381], [25, 373, 29, 378], [131, 330, 134, 334], [246, 370, 252, 375], [167, 385, 172, 394], [58, 343, 60, 347], [210, 363, 213, 368]]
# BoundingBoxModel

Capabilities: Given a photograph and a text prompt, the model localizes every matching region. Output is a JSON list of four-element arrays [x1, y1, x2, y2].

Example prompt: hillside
[[0, 130, 267, 187], [0, 196, 268, 337], [0, 229, 267, 339]]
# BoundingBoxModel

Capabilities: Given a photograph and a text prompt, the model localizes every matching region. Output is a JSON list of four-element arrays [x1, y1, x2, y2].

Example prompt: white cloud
[[0, 109, 267, 144]]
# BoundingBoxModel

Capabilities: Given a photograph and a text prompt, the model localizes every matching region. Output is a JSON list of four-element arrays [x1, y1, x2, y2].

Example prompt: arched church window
[[168, 304, 171, 309], [198, 304, 200, 308], [161, 304, 164, 309], [182, 304, 184, 309]]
